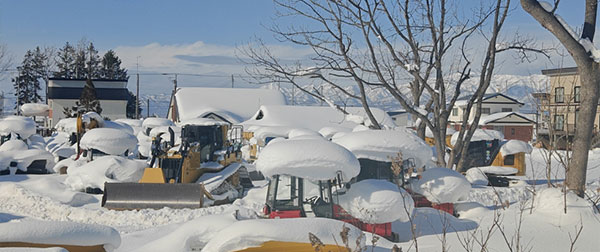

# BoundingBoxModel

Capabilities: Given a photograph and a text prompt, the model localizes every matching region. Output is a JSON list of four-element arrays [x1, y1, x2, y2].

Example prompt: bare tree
[[243, 0, 548, 170], [0, 44, 12, 78], [520, 0, 598, 197]]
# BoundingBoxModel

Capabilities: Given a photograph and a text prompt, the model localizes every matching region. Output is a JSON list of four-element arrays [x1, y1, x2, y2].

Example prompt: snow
[[318, 126, 351, 140], [450, 128, 504, 146], [54, 118, 78, 134], [242, 105, 396, 132], [173, 87, 286, 123], [425, 126, 456, 138], [0, 116, 36, 139], [202, 218, 365, 252], [141, 117, 173, 135], [81, 112, 104, 127], [338, 179, 414, 223], [465, 168, 489, 186], [115, 119, 143, 136], [332, 129, 433, 169], [255, 138, 360, 182], [104, 121, 134, 135], [20, 103, 50, 116], [500, 139, 533, 156], [0, 139, 28, 151], [404, 63, 419, 71], [79, 128, 137, 155], [0, 149, 55, 174], [64, 156, 147, 191], [539, 1, 553, 12], [0, 219, 120, 250], [411, 167, 471, 203], [474, 166, 519, 175], [176, 117, 228, 126]]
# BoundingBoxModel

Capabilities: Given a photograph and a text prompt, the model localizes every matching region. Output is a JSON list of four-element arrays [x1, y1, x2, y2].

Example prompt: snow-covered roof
[[450, 129, 504, 146], [20, 103, 50, 116], [338, 179, 414, 224], [425, 126, 456, 138], [242, 105, 396, 132], [455, 93, 523, 107], [500, 140, 533, 156], [332, 129, 433, 168], [172, 87, 286, 123], [478, 112, 535, 125], [80, 128, 138, 155], [255, 138, 360, 181], [0, 116, 36, 138]]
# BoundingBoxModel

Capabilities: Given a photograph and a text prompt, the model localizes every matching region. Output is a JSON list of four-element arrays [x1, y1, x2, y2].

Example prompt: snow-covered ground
[[1, 120, 599, 252]]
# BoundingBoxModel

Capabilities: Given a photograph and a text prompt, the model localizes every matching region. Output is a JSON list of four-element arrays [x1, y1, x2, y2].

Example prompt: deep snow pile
[[411, 167, 471, 203], [465, 168, 489, 186], [80, 128, 137, 155], [54, 118, 78, 134], [20, 103, 50, 116], [0, 149, 55, 174], [332, 129, 433, 169], [338, 179, 414, 223], [255, 138, 360, 181], [115, 119, 143, 135], [141, 117, 173, 135], [0, 218, 120, 250], [0, 139, 28, 151], [64, 156, 147, 191], [500, 139, 533, 156], [450, 128, 504, 146], [202, 218, 365, 251], [0, 116, 36, 139]]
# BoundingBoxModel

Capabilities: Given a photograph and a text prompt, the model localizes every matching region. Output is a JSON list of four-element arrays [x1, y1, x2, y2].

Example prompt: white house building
[[47, 78, 129, 128]]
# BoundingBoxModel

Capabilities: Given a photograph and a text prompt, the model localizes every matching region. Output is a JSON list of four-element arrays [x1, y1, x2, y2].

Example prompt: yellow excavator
[[101, 123, 251, 210]]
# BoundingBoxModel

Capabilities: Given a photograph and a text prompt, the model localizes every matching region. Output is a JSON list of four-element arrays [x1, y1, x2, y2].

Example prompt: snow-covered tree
[[64, 79, 103, 117], [12, 50, 43, 109], [100, 50, 128, 80]]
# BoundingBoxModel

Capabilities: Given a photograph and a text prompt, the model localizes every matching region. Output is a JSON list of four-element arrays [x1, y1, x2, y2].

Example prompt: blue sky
[[0, 1, 589, 115]]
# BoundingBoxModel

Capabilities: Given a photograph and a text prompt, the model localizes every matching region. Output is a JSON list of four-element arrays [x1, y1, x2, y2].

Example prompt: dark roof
[[49, 78, 128, 82], [541, 67, 578, 76], [47, 87, 129, 100], [456, 93, 524, 105], [387, 111, 408, 116]]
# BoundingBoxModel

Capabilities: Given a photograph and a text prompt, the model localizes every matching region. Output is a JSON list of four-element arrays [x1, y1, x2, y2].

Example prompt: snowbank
[[339, 179, 414, 223], [465, 168, 489, 186], [412, 168, 471, 203], [287, 128, 320, 139], [318, 126, 351, 140], [202, 218, 365, 252], [20, 103, 49, 116], [255, 139, 360, 181], [104, 121, 134, 135], [80, 128, 137, 155], [0, 140, 28, 151], [472, 166, 518, 175], [0, 219, 120, 250], [54, 118, 78, 134], [64, 156, 147, 191], [115, 119, 143, 136], [500, 140, 533, 156], [450, 129, 504, 146], [332, 129, 433, 169], [425, 127, 456, 138], [0, 116, 36, 139]]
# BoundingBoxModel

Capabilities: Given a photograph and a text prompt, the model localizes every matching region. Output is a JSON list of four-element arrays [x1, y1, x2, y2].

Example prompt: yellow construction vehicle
[[101, 124, 252, 210]]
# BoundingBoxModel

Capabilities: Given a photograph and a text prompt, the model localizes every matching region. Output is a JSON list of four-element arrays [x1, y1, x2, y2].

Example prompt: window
[[555, 87, 564, 103], [502, 108, 512, 112], [554, 114, 564, 131], [452, 108, 458, 116], [575, 110, 579, 127], [504, 155, 515, 165], [481, 108, 491, 114], [511, 128, 515, 135], [574, 86, 581, 103]]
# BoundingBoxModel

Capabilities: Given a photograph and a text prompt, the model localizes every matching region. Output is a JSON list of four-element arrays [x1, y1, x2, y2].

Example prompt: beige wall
[[544, 73, 600, 132]]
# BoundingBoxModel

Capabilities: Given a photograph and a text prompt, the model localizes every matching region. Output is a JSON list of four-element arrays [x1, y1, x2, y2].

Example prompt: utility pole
[[136, 56, 140, 119], [291, 83, 295, 105], [231, 74, 234, 88], [147, 98, 150, 118]]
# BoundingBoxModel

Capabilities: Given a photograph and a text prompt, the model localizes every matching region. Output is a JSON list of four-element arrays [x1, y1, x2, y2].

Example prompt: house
[[242, 105, 396, 133], [386, 110, 412, 127], [167, 87, 287, 124], [47, 78, 129, 128], [535, 67, 600, 149], [448, 93, 534, 142]]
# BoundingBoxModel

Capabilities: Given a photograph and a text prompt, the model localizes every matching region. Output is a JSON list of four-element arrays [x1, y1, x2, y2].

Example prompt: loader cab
[[264, 175, 306, 218], [354, 158, 416, 187]]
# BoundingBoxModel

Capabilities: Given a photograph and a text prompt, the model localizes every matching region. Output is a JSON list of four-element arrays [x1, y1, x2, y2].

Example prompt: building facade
[[536, 67, 600, 148], [47, 78, 129, 128]]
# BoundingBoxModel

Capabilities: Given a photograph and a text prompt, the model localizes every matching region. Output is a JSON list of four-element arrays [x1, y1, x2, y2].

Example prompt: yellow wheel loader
[[101, 124, 252, 210]]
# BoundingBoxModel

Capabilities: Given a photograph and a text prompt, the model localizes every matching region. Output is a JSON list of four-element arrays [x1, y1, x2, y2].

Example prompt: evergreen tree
[[73, 44, 87, 79], [85, 42, 101, 79], [32, 46, 54, 101], [67, 78, 102, 115], [12, 50, 42, 109], [54, 42, 75, 78], [100, 50, 128, 80], [126, 91, 142, 118]]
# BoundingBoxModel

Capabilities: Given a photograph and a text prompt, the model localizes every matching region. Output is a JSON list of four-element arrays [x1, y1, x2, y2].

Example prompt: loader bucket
[[101, 182, 208, 210]]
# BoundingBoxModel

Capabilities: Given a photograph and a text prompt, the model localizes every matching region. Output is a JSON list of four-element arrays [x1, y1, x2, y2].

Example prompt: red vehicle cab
[[263, 174, 399, 242]]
